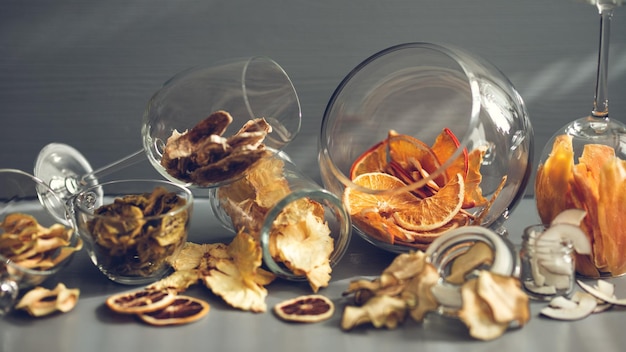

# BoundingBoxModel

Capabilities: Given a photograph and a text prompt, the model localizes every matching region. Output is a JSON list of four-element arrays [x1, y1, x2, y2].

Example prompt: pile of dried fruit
[[0, 213, 82, 271], [217, 155, 335, 292], [344, 129, 505, 249], [540, 279, 624, 321], [341, 248, 530, 341], [160, 110, 272, 186], [536, 134, 626, 277], [87, 186, 189, 278]]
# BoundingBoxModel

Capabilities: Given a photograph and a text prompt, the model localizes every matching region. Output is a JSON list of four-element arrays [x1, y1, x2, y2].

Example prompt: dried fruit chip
[[446, 241, 494, 285], [274, 294, 335, 323], [106, 289, 177, 314], [138, 295, 210, 326], [392, 173, 465, 231], [341, 295, 407, 331], [16, 283, 80, 317]]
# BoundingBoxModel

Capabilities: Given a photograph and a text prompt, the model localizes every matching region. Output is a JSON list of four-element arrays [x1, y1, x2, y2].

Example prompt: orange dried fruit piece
[[343, 172, 420, 216], [393, 173, 465, 231], [274, 294, 335, 323], [106, 289, 177, 314], [431, 127, 469, 181], [535, 134, 575, 224], [597, 157, 626, 275], [138, 295, 210, 326], [349, 131, 441, 185]]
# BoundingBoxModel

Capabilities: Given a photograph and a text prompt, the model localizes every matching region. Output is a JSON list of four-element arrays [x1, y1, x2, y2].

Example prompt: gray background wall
[[1, 0, 625, 197]]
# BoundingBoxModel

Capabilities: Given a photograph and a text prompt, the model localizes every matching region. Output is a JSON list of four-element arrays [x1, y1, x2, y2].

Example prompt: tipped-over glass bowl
[[71, 179, 193, 285], [35, 56, 302, 222], [319, 42, 534, 253], [0, 169, 81, 316]]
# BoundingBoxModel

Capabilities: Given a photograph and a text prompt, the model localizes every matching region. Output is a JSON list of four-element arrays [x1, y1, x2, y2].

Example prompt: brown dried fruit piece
[[160, 110, 273, 186], [106, 289, 177, 314], [138, 295, 210, 326], [274, 294, 335, 323]]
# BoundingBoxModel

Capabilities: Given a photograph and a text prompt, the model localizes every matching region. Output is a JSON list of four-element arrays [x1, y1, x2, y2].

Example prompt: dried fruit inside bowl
[[87, 186, 189, 277], [0, 213, 82, 271], [536, 135, 626, 277], [344, 129, 501, 249]]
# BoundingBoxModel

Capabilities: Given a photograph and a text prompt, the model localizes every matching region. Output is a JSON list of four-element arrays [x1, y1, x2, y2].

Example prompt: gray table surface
[[1, 198, 626, 352], [2, 0, 626, 351]]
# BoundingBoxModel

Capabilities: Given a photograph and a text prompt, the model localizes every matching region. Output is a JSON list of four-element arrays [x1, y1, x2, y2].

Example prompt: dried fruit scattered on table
[[274, 294, 335, 323], [160, 110, 273, 186], [345, 129, 501, 249], [341, 249, 529, 341], [217, 154, 335, 292], [201, 229, 276, 313], [87, 186, 189, 278], [0, 213, 82, 271], [15, 283, 79, 317], [536, 135, 626, 277], [106, 288, 177, 314], [138, 295, 210, 326], [446, 241, 494, 285]]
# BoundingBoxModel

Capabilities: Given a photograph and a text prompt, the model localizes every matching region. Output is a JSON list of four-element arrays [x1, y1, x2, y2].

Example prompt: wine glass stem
[[79, 149, 146, 186], [592, 4, 614, 118]]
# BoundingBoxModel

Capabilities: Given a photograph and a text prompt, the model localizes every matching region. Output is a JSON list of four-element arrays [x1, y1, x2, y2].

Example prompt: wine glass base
[[34, 143, 99, 221]]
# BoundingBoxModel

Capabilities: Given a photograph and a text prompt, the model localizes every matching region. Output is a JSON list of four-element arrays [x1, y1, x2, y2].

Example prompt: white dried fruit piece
[[274, 295, 334, 323], [138, 295, 210, 326], [577, 280, 626, 306], [540, 292, 597, 320], [15, 283, 79, 317]]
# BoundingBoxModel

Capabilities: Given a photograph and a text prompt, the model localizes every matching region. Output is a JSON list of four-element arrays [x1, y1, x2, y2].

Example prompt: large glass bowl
[[318, 42, 534, 253]]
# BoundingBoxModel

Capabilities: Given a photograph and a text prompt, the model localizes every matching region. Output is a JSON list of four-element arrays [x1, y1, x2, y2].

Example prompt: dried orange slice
[[106, 289, 177, 314], [431, 128, 468, 181], [393, 173, 465, 231], [349, 131, 440, 182], [343, 172, 420, 216], [138, 295, 210, 326], [274, 294, 334, 323]]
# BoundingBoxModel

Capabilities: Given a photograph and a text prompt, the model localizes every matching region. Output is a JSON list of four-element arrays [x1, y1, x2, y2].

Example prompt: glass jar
[[520, 224, 575, 300], [210, 151, 352, 281], [424, 225, 518, 316], [318, 42, 534, 254]]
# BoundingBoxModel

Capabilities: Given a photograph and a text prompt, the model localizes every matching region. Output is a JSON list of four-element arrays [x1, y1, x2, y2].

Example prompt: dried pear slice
[[274, 295, 335, 323], [138, 295, 210, 326]]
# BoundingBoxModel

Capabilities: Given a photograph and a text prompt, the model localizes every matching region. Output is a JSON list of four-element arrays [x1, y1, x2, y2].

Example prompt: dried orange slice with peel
[[274, 294, 335, 323], [349, 130, 441, 184], [393, 173, 465, 231], [343, 172, 421, 216], [138, 295, 210, 326], [106, 289, 177, 314]]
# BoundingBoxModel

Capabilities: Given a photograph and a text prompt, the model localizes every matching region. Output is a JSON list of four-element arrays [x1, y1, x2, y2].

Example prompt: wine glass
[[0, 169, 81, 316], [34, 56, 302, 222], [535, 0, 626, 277], [319, 42, 534, 254]]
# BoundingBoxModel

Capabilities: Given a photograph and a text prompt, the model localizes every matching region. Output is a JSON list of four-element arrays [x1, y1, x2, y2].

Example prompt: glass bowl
[[319, 42, 534, 253], [71, 179, 193, 285], [0, 169, 81, 316]]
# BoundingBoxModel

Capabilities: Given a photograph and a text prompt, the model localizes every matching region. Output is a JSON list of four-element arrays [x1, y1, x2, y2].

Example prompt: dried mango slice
[[597, 157, 626, 275], [535, 134, 575, 224]]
